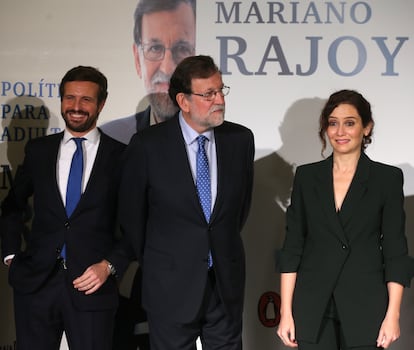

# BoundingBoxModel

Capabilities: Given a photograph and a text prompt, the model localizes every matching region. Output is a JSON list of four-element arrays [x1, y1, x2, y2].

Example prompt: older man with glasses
[[119, 55, 254, 350]]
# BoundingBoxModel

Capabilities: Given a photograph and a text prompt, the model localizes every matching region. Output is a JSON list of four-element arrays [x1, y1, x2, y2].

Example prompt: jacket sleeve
[[279, 166, 307, 272], [381, 167, 412, 287], [0, 141, 34, 259], [101, 138, 135, 278], [118, 133, 148, 265], [239, 129, 255, 231]]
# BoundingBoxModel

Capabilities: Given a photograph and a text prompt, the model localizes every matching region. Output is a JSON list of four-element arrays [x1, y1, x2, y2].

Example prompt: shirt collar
[[178, 112, 214, 146], [63, 127, 100, 146]]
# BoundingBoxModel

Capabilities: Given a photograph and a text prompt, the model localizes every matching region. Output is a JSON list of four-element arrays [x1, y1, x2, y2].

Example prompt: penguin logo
[[258, 291, 281, 327]]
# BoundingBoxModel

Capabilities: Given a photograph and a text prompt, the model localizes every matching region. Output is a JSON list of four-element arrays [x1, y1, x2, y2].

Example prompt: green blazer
[[280, 152, 412, 347]]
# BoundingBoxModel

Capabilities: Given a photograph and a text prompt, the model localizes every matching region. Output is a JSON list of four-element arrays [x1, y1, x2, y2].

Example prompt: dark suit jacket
[[119, 115, 255, 323], [1, 130, 131, 311], [280, 153, 411, 347]]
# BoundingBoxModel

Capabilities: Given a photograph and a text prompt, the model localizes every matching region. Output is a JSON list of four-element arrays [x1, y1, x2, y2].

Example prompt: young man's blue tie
[[61, 137, 85, 261], [196, 135, 213, 268]]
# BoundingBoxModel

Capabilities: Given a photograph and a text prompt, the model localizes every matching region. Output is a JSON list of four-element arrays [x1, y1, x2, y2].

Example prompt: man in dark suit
[[119, 55, 255, 349], [0, 66, 131, 350]]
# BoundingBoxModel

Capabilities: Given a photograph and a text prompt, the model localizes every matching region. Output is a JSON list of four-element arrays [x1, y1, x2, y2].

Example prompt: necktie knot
[[197, 135, 207, 150], [73, 137, 85, 148]]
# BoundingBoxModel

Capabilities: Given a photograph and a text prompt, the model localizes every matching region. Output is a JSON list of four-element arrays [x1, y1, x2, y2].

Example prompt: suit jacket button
[[342, 244, 347, 250], [64, 222, 70, 229]]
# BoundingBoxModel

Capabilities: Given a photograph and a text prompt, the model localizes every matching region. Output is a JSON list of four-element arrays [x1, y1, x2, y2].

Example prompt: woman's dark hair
[[319, 89, 374, 156], [168, 55, 219, 107], [59, 66, 108, 105]]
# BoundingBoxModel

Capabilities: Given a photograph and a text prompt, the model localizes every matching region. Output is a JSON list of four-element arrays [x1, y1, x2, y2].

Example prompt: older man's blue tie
[[61, 137, 85, 261], [196, 135, 213, 269]]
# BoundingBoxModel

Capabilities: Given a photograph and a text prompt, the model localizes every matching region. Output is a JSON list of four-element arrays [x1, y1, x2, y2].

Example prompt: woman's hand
[[377, 281, 404, 348], [277, 313, 298, 348], [278, 272, 298, 347], [376, 315, 400, 348]]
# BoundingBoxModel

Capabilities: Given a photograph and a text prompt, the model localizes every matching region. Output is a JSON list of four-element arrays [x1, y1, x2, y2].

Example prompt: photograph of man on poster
[[100, 0, 196, 144]]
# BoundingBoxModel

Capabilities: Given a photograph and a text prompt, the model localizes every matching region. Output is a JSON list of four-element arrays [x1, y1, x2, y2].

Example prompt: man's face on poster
[[133, 2, 196, 121]]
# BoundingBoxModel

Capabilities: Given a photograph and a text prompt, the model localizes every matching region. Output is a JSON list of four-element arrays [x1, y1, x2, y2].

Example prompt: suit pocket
[[8, 252, 36, 293]]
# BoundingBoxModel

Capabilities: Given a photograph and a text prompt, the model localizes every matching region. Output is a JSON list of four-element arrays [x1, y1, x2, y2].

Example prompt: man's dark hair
[[168, 55, 219, 107], [59, 66, 108, 104], [133, 0, 196, 45]]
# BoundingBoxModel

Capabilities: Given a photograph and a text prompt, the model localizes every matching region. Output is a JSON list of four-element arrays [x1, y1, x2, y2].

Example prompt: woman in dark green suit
[[277, 90, 412, 349]]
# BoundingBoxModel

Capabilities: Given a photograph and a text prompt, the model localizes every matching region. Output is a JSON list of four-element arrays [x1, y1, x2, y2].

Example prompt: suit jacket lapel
[[83, 134, 106, 195], [314, 156, 349, 244], [210, 128, 224, 222], [44, 133, 67, 218], [210, 124, 235, 223], [337, 153, 370, 230], [69, 132, 108, 216], [170, 118, 207, 221]]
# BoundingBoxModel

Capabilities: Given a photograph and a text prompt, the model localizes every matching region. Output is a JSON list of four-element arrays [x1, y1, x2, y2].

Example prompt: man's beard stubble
[[148, 92, 179, 123], [62, 109, 99, 133]]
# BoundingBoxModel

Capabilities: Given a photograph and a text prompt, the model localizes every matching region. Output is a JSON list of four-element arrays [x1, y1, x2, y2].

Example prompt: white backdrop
[[1, 1, 413, 349]]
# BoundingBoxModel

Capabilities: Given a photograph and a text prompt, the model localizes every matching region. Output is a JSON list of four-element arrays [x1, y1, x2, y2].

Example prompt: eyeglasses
[[139, 42, 195, 63], [190, 86, 230, 101]]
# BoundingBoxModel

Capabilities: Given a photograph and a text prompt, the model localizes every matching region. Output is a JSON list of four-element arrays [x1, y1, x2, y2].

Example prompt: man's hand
[[73, 260, 111, 295]]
